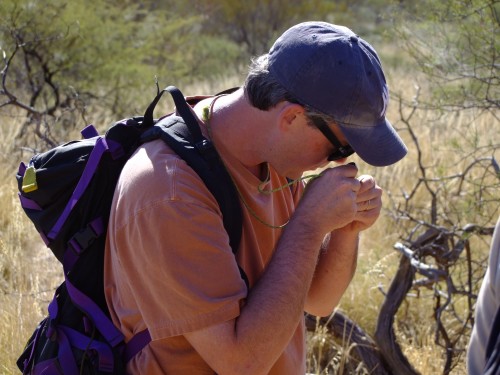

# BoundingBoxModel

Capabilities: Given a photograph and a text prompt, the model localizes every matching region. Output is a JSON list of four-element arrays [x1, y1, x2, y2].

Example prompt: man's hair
[[244, 54, 337, 127]]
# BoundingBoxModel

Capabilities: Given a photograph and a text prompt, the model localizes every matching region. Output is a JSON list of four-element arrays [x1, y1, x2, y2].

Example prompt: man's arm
[[305, 174, 383, 317], [184, 164, 360, 375]]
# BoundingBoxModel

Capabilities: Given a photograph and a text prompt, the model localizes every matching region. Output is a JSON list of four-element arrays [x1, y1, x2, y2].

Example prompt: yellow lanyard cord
[[257, 174, 320, 195]]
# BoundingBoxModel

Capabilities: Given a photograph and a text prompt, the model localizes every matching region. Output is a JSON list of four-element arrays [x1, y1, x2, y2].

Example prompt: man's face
[[273, 112, 353, 179]]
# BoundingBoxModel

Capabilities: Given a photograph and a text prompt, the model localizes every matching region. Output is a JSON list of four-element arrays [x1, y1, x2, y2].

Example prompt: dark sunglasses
[[312, 117, 355, 161]]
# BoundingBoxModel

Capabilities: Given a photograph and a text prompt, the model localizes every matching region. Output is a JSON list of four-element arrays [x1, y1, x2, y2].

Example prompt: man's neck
[[198, 89, 272, 180]]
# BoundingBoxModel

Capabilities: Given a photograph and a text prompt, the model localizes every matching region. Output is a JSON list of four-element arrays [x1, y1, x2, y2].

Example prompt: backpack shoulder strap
[[140, 87, 245, 282], [156, 118, 243, 262]]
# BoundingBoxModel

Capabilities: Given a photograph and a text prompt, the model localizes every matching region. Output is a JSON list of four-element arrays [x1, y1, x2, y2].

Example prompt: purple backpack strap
[[123, 329, 151, 363], [81, 124, 99, 139], [46, 137, 110, 242], [53, 328, 80, 374], [44, 278, 123, 374], [46, 290, 80, 375], [60, 326, 115, 372], [18, 194, 42, 211], [42, 316, 115, 374], [64, 277, 124, 347]]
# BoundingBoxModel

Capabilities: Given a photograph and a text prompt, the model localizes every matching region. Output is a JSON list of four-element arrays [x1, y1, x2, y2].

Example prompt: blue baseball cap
[[268, 21, 407, 166]]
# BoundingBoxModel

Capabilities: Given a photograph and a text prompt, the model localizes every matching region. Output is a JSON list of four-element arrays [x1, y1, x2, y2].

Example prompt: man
[[468, 216, 500, 374], [104, 21, 407, 374]]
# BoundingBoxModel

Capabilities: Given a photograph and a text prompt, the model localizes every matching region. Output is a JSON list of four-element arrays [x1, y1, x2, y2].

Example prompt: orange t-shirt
[[104, 131, 305, 374]]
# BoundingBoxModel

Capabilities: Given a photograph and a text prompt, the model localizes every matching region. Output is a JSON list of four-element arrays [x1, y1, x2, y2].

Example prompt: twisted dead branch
[[306, 312, 391, 374], [375, 252, 419, 375]]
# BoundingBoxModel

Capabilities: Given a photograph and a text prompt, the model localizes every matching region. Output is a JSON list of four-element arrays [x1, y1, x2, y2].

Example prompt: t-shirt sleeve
[[109, 150, 247, 340]]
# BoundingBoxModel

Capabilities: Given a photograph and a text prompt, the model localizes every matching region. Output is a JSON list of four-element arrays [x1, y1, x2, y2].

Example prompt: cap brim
[[340, 118, 408, 167]]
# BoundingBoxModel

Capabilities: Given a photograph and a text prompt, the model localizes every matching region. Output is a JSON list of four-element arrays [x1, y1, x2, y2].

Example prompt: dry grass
[[0, 70, 498, 373], [0, 115, 62, 374]]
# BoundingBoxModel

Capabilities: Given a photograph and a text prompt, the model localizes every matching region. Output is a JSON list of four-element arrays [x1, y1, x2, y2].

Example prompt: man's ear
[[279, 102, 305, 130]]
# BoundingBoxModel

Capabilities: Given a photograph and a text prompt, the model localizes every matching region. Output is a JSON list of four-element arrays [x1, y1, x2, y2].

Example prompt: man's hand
[[304, 172, 382, 316], [351, 174, 382, 232], [298, 166, 382, 234], [297, 163, 361, 235]]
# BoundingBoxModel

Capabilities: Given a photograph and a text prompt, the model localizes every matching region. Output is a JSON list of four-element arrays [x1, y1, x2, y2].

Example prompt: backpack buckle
[[195, 139, 218, 164], [68, 218, 104, 255]]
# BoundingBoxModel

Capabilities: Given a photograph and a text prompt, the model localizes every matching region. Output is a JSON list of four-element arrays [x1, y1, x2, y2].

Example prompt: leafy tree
[[392, 0, 499, 113], [0, 0, 242, 148], [183, 0, 342, 56]]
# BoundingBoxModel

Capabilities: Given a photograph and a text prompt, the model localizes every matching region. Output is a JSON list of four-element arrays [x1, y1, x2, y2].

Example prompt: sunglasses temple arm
[[315, 118, 344, 149]]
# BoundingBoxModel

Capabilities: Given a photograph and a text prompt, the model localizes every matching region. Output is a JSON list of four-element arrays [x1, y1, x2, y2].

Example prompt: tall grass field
[[0, 69, 498, 374]]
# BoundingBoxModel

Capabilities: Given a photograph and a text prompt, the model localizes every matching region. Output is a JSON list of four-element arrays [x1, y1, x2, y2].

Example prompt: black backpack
[[15, 86, 244, 374]]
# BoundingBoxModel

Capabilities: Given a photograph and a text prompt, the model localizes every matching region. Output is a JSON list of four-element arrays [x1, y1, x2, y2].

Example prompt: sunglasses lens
[[312, 117, 354, 162], [327, 146, 354, 161], [328, 153, 342, 161]]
